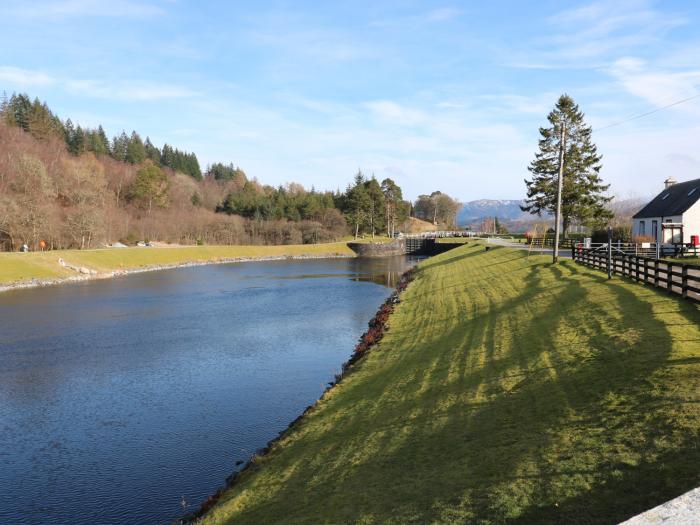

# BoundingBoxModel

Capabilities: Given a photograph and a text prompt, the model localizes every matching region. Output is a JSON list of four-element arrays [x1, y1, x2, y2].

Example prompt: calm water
[[0, 255, 420, 525]]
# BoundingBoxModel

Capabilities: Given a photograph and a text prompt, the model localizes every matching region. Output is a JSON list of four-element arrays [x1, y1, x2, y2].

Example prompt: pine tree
[[64, 119, 76, 153], [0, 91, 8, 115], [74, 125, 86, 155], [381, 178, 404, 237], [90, 125, 110, 155], [144, 137, 161, 163], [129, 161, 169, 214], [7, 93, 32, 130], [27, 99, 63, 141], [160, 143, 174, 167], [126, 131, 147, 164], [111, 131, 129, 161], [345, 171, 372, 238], [522, 94, 612, 235]]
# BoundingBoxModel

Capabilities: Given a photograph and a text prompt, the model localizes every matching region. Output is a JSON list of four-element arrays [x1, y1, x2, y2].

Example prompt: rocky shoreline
[[175, 267, 416, 525], [0, 253, 355, 294]]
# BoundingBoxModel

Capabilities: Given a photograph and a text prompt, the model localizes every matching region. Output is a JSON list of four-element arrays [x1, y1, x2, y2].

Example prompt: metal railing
[[573, 247, 700, 303], [403, 231, 476, 239]]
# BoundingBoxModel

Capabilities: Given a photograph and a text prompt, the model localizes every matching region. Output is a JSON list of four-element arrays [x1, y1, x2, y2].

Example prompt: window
[[661, 193, 670, 200], [652, 220, 658, 241], [639, 220, 645, 236], [689, 187, 698, 197]]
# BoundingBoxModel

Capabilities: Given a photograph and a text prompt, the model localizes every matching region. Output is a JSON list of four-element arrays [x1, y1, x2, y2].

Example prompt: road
[[485, 237, 573, 259]]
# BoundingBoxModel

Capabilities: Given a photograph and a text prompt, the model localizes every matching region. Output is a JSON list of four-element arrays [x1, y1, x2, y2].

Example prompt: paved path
[[619, 487, 700, 524], [485, 237, 573, 259]]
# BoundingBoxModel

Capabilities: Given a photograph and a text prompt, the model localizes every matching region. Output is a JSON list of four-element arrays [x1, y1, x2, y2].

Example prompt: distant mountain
[[458, 199, 528, 225], [457, 197, 650, 233]]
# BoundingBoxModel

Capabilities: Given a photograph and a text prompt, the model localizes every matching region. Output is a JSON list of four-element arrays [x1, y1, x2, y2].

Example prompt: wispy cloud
[[0, 65, 197, 102], [607, 57, 700, 109], [6, 0, 164, 18], [425, 7, 462, 22], [507, 0, 687, 68], [364, 100, 427, 126], [0, 66, 55, 88], [66, 79, 198, 101]]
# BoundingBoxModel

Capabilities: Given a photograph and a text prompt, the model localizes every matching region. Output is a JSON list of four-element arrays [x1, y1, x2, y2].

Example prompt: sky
[[1, 0, 699, 202]]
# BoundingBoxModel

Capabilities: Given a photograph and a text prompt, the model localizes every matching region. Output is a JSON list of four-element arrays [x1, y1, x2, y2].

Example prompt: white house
[[632, 177, 700, 245]]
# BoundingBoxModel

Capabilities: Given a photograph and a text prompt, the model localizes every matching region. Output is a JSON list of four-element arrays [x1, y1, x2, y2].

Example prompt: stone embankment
[[347, 239, 407, 257], [348, 238, 466, 257]]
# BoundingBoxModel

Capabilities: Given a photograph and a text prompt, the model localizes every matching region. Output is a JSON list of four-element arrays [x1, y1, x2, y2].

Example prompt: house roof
[[633, 178, 700, 219]]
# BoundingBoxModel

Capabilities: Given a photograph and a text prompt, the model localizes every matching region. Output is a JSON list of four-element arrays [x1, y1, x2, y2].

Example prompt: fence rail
[[573, 247, 700, 303]]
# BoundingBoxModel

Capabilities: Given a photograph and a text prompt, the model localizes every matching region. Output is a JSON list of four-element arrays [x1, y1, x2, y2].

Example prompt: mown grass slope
[[0, 242, 355, 286], [201, 243, 700, 524]]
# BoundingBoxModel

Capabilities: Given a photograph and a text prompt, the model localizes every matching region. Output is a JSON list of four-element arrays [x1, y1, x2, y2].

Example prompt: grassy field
[[201, 243, 700, 524], [436, 237, 472, 244], [666, 256, 700, 265], [0, 242, 355, 286]]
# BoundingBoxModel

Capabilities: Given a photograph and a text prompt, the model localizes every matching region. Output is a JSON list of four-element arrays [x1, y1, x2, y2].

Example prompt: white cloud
[[66, 79, 198, 101], [597, 123, 700, 196], [0, 64, 197, 103], [425, 8, 462, 22], [477, 94, 555, 115], [507, 0, 687, 68], [6, 0, 164, 18], [0, 66, 55, 87], [607, 57, 700, 108], [364, 100, 427, 126], [247, 25, 378, 64]]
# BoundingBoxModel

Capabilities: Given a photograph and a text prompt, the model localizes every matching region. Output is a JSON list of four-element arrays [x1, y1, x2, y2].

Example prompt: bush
[[591, 226, 632, 243], [119, 232, 139, 246]]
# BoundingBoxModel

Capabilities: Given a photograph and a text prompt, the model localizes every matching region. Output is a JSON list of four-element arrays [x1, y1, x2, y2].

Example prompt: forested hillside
[[0, 93, 460, 251]]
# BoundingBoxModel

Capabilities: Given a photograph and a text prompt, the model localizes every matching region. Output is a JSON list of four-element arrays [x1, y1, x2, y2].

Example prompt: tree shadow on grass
[[413, 262, 699, 523], [213, 257, 700, 525]]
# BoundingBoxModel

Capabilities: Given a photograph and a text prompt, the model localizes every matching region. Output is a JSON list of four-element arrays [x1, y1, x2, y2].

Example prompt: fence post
[[654, 259, 659, 286], [644, 258, 649, 284], [608, 226, 612, 279], [682, 265, 688, 299], [667, 262, 673, 292]]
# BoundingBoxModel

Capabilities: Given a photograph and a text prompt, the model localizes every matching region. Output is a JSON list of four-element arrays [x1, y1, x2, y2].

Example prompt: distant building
[[632, 177, 700, 244]]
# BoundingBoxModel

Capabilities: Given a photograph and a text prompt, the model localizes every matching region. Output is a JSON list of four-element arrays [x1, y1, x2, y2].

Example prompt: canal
[[0, 255, 421, 524]]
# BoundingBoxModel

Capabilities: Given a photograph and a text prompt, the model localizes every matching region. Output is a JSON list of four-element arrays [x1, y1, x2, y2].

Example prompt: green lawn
[[200, 243, 700, 524], [0, 242, 355, 286], [665, 256, 700, 266], [436, 237, 472, 243]]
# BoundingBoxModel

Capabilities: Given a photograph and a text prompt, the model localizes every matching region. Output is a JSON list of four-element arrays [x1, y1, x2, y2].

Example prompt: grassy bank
[[0, 242, 355, 287], [200, 243, 700, 524]]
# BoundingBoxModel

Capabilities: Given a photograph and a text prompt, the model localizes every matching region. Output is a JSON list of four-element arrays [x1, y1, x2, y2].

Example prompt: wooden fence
[[573, 248, 700, 303]]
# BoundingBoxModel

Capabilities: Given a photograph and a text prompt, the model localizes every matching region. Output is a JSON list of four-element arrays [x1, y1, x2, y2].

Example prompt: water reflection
[[0, 255, 422, 525], [349, 254, 425, 287], [272, 255, 424, 288]]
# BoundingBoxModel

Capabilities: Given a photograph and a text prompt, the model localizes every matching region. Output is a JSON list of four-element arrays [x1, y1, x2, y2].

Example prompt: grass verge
[[0, 242, 355, 287], [199, 242, 700, 524]]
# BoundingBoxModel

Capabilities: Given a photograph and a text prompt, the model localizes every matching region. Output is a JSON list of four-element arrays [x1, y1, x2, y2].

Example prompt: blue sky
[[1, 0, 699, 201]]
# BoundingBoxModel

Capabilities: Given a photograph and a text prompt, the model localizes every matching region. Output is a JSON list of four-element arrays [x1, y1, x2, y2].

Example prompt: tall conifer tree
[[522, 94, 612, 235]]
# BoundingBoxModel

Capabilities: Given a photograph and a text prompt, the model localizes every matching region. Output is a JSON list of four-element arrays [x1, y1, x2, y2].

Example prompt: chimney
[[664, 177, 677, 189]]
